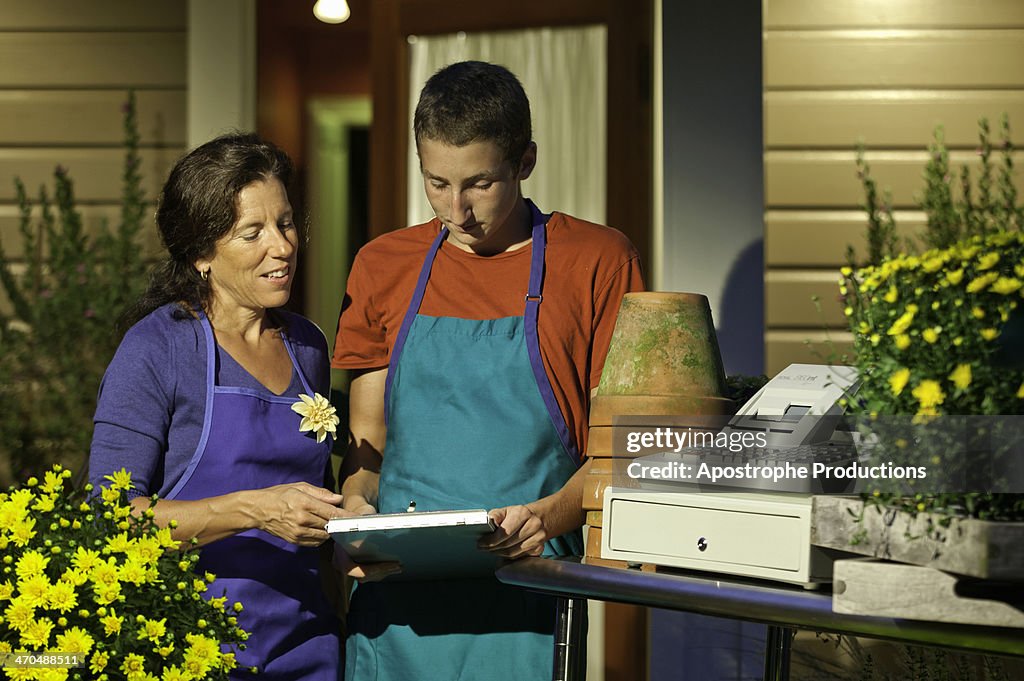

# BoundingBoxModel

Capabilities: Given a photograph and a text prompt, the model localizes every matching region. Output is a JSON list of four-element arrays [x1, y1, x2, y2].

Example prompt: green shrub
[[0, 92, 149, 486]]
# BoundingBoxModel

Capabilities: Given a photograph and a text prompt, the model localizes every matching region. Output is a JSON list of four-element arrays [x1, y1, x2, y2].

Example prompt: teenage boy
[[333, 60, 644, 680]]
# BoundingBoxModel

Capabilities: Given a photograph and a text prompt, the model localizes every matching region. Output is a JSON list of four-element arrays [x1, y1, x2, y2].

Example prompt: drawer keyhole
[[696, 536, 708, 552]]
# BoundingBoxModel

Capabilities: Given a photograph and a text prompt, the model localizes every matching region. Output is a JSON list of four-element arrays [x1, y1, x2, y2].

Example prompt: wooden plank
[[0, 148, 181, 202], [765, 270, 846, 327], [765, 330, 854, 376], [811, 496, 1024, 580], [764, 30, 1024, 89], [765, 0, 1024, 30], [833, 558, 1024, 628], [765, 150, 1024, 208], [0, 1, 186, 30], [765, 210, 924, 267], [0, 32, 185, 88], [0, 90, 185, 146], [765, 90, 1024, 148]]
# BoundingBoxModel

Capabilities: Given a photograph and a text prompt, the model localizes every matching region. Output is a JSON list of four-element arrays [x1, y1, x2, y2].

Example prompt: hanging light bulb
[[313, 0, 351, 24]]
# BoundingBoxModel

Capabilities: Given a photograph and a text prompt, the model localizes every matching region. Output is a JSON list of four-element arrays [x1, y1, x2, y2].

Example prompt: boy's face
[[418, 138, 536, 255]]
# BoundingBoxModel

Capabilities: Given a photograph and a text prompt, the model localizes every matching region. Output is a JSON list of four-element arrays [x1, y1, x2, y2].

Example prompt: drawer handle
[[696, 536, 708, 552]]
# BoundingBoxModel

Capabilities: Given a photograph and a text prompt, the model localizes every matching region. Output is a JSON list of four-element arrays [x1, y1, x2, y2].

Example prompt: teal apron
[[345, 201, 584, 681]]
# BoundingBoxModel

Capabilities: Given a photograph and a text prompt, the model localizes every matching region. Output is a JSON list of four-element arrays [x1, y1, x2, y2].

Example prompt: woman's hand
[[255, 481, 344, 546], [479, 504, 549, 559]]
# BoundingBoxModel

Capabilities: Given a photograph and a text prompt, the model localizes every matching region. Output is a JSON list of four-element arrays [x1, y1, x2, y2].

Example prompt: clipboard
[[327, 509, 502, 580]]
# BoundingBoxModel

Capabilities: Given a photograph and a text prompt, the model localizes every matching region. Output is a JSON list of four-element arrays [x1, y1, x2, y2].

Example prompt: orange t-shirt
[[331, 210, 645, 454]]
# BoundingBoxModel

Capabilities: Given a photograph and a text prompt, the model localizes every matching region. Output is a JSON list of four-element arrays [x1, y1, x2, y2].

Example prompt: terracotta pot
[[588, 394, 735, 426], [596, 292, 728, 399]]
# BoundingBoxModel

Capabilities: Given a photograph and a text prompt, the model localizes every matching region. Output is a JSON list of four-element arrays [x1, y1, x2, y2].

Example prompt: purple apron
[[167, 314, 340, 680]]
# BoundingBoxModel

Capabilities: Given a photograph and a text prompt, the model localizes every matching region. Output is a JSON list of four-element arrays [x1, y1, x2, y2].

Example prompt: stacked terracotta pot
[[583, 292, 734, 566]]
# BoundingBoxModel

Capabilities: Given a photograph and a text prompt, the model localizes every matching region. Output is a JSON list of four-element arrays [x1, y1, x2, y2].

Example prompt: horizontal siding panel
[[0, 204, 162, 257], [765, 90, 1024, 148], [0, 148, 182, 202], [0, 1, 186, 30], [764, 30, 1024, 89], [0, 32, 185, 88], [765, 210, 924, 267], [765, 0, 1024, 30], [764, 150, 1024, 208], [766, 270, 846, 327], [765, 331, 855, 376], [0, 90, 186, 146]]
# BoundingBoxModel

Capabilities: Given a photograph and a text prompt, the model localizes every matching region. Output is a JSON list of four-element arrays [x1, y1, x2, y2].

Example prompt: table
[[495, 557, 1024, 681]]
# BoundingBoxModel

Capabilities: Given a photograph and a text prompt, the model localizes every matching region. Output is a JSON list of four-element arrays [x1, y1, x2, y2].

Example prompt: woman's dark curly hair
[[123, 133, 294, 327]]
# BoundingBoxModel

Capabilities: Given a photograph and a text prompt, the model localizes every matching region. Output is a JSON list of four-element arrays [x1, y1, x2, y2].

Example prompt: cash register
[[600, 363, 860, 587]]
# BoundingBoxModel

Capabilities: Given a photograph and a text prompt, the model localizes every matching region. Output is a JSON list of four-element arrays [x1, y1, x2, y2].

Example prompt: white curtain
[[406, 25, 607, 226]]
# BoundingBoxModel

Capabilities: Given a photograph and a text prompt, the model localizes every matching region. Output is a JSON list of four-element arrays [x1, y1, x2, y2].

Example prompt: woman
[[89, 133, 342, 679]]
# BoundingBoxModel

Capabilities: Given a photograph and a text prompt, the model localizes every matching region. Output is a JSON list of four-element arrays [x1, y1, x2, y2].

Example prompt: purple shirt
[[89, 303, 331, 496]]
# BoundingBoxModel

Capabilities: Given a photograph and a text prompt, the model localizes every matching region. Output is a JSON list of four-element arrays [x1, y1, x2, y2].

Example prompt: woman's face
[[195, 177, 297, 317]]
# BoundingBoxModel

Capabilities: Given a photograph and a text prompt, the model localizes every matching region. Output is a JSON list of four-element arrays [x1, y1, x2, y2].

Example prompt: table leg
[[553, 597, 587, 681], [763, 625, 794, 681]]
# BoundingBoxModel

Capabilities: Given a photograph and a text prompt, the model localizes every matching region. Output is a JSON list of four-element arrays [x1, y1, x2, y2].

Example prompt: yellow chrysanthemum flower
[[89, 650, 110, 674], [138, 616, 168, 642], [15, 550, 49, 580], [105, 531, 132, 554], [9, 516, 37, 546], [0, 580, 14, 601], [887, 304, 918, 336], [31, 493, 56, 513], [922, 327, 939, 344], [945, 269, 964, 285], [912, 380, 946, 412], [47, 578, 78, 612], [966, 271, 999, 293], [56, 626, 95, 656], [894, 334, 911, 350], [19, 574, 52, 608], [991, 277, 1022, 295], [161, 665, 190, 681], [976, 252, 1000, 270], [291, 392, 340, 443], [889, 368, 911, 396], [980, 327, 999, 341], [71, 547, 103, 572], [883, 286, 898, 303], [100, 610, 123, 636], [948, 364, 972, 391], [4, 598, 36, 631], [19, 616, 55, 648], [120, 652, 147, 677], [103, 468, 133, 491]]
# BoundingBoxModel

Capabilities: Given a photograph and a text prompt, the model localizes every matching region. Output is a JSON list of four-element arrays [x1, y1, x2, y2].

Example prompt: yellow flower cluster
[[0, 467, 248, 681], [840, 230, 1024, 416]]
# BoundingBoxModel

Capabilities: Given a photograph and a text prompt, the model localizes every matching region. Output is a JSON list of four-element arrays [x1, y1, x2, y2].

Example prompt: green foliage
[[852, 114, 1024, 267], [0, 92, 150, 486]]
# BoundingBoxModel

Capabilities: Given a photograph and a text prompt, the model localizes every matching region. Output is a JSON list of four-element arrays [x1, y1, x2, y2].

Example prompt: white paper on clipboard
[[327, 509, 501, 580]]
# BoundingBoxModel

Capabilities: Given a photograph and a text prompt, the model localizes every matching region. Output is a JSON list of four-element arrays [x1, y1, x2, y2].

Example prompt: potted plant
[[0, 466, 249, 680], [812, 115, 1024, 580]]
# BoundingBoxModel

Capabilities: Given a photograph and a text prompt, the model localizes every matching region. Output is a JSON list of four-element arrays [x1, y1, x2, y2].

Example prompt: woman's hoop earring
[[200, 269, 209, 281]]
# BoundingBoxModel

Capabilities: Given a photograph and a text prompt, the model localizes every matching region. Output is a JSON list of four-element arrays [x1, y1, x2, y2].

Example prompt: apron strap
[[166, 312, 218, 499], [385, 228, 447, 425], [524, 201, 581, 467]]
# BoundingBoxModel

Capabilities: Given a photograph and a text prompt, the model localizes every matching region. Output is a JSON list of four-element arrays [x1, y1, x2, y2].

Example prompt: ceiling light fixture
[[313, 0, 351, 24]]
